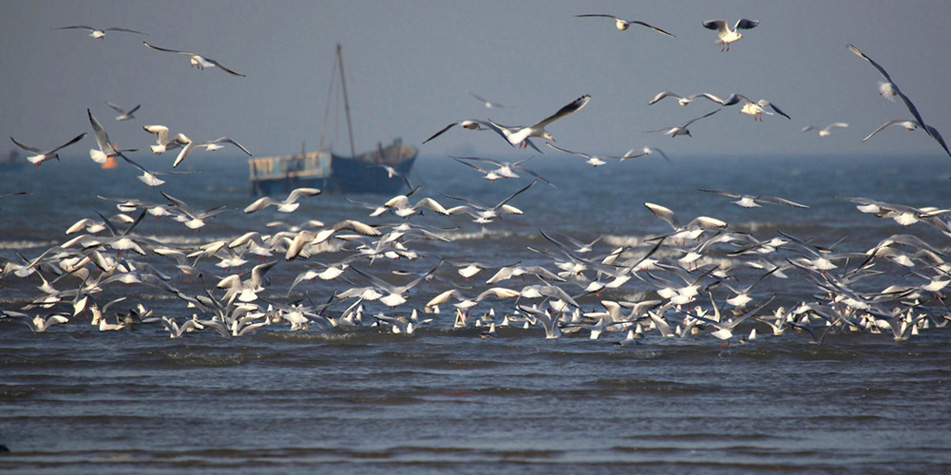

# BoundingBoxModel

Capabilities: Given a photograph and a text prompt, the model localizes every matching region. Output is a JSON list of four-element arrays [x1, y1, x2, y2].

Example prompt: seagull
[[10, 133, 86, 167], [720, 94, 790, 121], [55, 25, 146, 39], [847, 44, 929, 130], [160, 191, 230, 230], [442, 180, 537, 225], [466, 90, 516, 109], [172, 137, 251, 168], [143, 125, 189, 155], [450, 155, 555, 186], [574, 14, 675, 37], [244, 187, 321, 214], [487, 94, 590, 149], [13, 312, 69, 332], [119, 154, 201, 188], [643, 109, 720, 137], [88, 109, 136, 164], [105, 101, 140, 121], [644, 202, 727, 242], [861, 120, 951, 158], [697, 189, 809, 208], [546, 143, 668, 166], [648, 91, 725, 106], [143, 41, 245, 77], [801, 122, 849, 137], [423, 119, 494, 144], [702, 18, 759, 51]]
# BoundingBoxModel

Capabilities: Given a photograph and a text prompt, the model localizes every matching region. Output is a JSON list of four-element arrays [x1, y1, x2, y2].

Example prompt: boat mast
[[337, 44, 357, 158]]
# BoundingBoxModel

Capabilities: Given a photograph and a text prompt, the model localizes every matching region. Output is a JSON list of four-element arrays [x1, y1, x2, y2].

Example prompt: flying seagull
[[10, 133, 86, 167], [143, 41, 245, 77], [702, 18, 758, 51], [575, 14, 675, 37], [56, 25, 146, 39], [643, 109, 720, 137]]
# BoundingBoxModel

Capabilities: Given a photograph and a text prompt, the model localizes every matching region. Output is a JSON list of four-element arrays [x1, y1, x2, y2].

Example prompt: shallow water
[[1, 152, 950, 472]]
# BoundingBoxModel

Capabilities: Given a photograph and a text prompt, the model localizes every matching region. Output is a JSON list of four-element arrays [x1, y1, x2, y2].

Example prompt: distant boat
[[249, 44, 416, 196], [0, 148, 25, 170]]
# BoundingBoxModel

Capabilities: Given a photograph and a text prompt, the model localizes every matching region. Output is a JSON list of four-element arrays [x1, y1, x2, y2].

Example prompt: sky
[[2, 0, 951, 163]]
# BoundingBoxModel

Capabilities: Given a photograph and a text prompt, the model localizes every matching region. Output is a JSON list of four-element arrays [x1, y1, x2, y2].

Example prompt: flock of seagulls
[[1, 13, 949, 347]]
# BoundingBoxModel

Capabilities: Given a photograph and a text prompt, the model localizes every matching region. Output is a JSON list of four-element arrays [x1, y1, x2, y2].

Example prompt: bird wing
[[648, 91, 682, 105], [104, 27, 146, 35], [630, 20, 675, 37], [50, 133, 88, 154], [762, 101, 791, 119], [208, 137, 252, 156], [10, 137, 42, 154], [847, 44, 892, 82], [545, 143, 593, 159], [697, 188, 742, 199], [206, 57, 246, 77], [701, 19, 728, 33], [143, 41, 191, 55], [87, 109, 116, 153], [756, 195, 810, 208], [862, 120, 918, 142], [688, 93, 726, 104], [56, 25, 96, 31], [735, 18, 759, 30], [683, 108, 720, 126], [532, 94, 591, 129]]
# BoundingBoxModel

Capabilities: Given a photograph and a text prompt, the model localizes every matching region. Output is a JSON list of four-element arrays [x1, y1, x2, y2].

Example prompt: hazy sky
[[3, 0, 950, 162]]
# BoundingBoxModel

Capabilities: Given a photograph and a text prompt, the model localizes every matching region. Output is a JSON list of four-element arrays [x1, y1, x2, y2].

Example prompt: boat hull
[[249, 139, 416, 196]]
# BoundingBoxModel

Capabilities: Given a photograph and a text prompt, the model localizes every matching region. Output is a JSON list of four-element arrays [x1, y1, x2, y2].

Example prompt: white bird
[[284, 220, 381, 260], [119, 154, 200, 188], [860, 120, 951, 158], [105, 102, 141, 121], [643, 109, 720, 137], [143, 125, 189, 155], [10, 133, 86, 167], [575, 14, 675, 36], [55, 25, 146, 39], [466, 90, 516, 109], [423, 119, 494, 144], [648, 91, 725, 106], [217, 261, 278, 304], [349, 262, 441, 308], [442, 180, 537, 225], [450, 155, 555, 186], [143, 41, 245, 77], [801, 123, 848, 137], [13, 313, 69, 333], [697, 189, 809, 208], [161, 316, 202, 338], [644, 202, 727, 242], [517, 304, 561, 339], [847, 45, 930, 135], [173, 137, 251, 168], [862, 120, 919, 142], [160, 191, 230, 230], [702, 18, 759, 51], [487, 94, 591, 149], [244, 188, 321, 214], [720, 94, 791, 121], [88, 109, 136, 164], [546, 143, 668, 166]]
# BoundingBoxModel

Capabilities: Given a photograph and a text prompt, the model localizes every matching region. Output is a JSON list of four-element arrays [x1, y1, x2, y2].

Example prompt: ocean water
[[1, 152, 950, 473]]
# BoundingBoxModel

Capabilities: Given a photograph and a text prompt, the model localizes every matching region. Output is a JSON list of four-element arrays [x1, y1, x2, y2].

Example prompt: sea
[[1, 151, 950, 473]]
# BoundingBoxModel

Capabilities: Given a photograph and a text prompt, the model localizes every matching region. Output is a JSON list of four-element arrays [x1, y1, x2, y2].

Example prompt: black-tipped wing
[[532, 94, 591, 129]]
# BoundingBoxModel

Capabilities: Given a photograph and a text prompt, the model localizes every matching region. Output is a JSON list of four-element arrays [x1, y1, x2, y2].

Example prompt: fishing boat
[[0, 149, 25, 171], [249, 44, 416, 196]]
